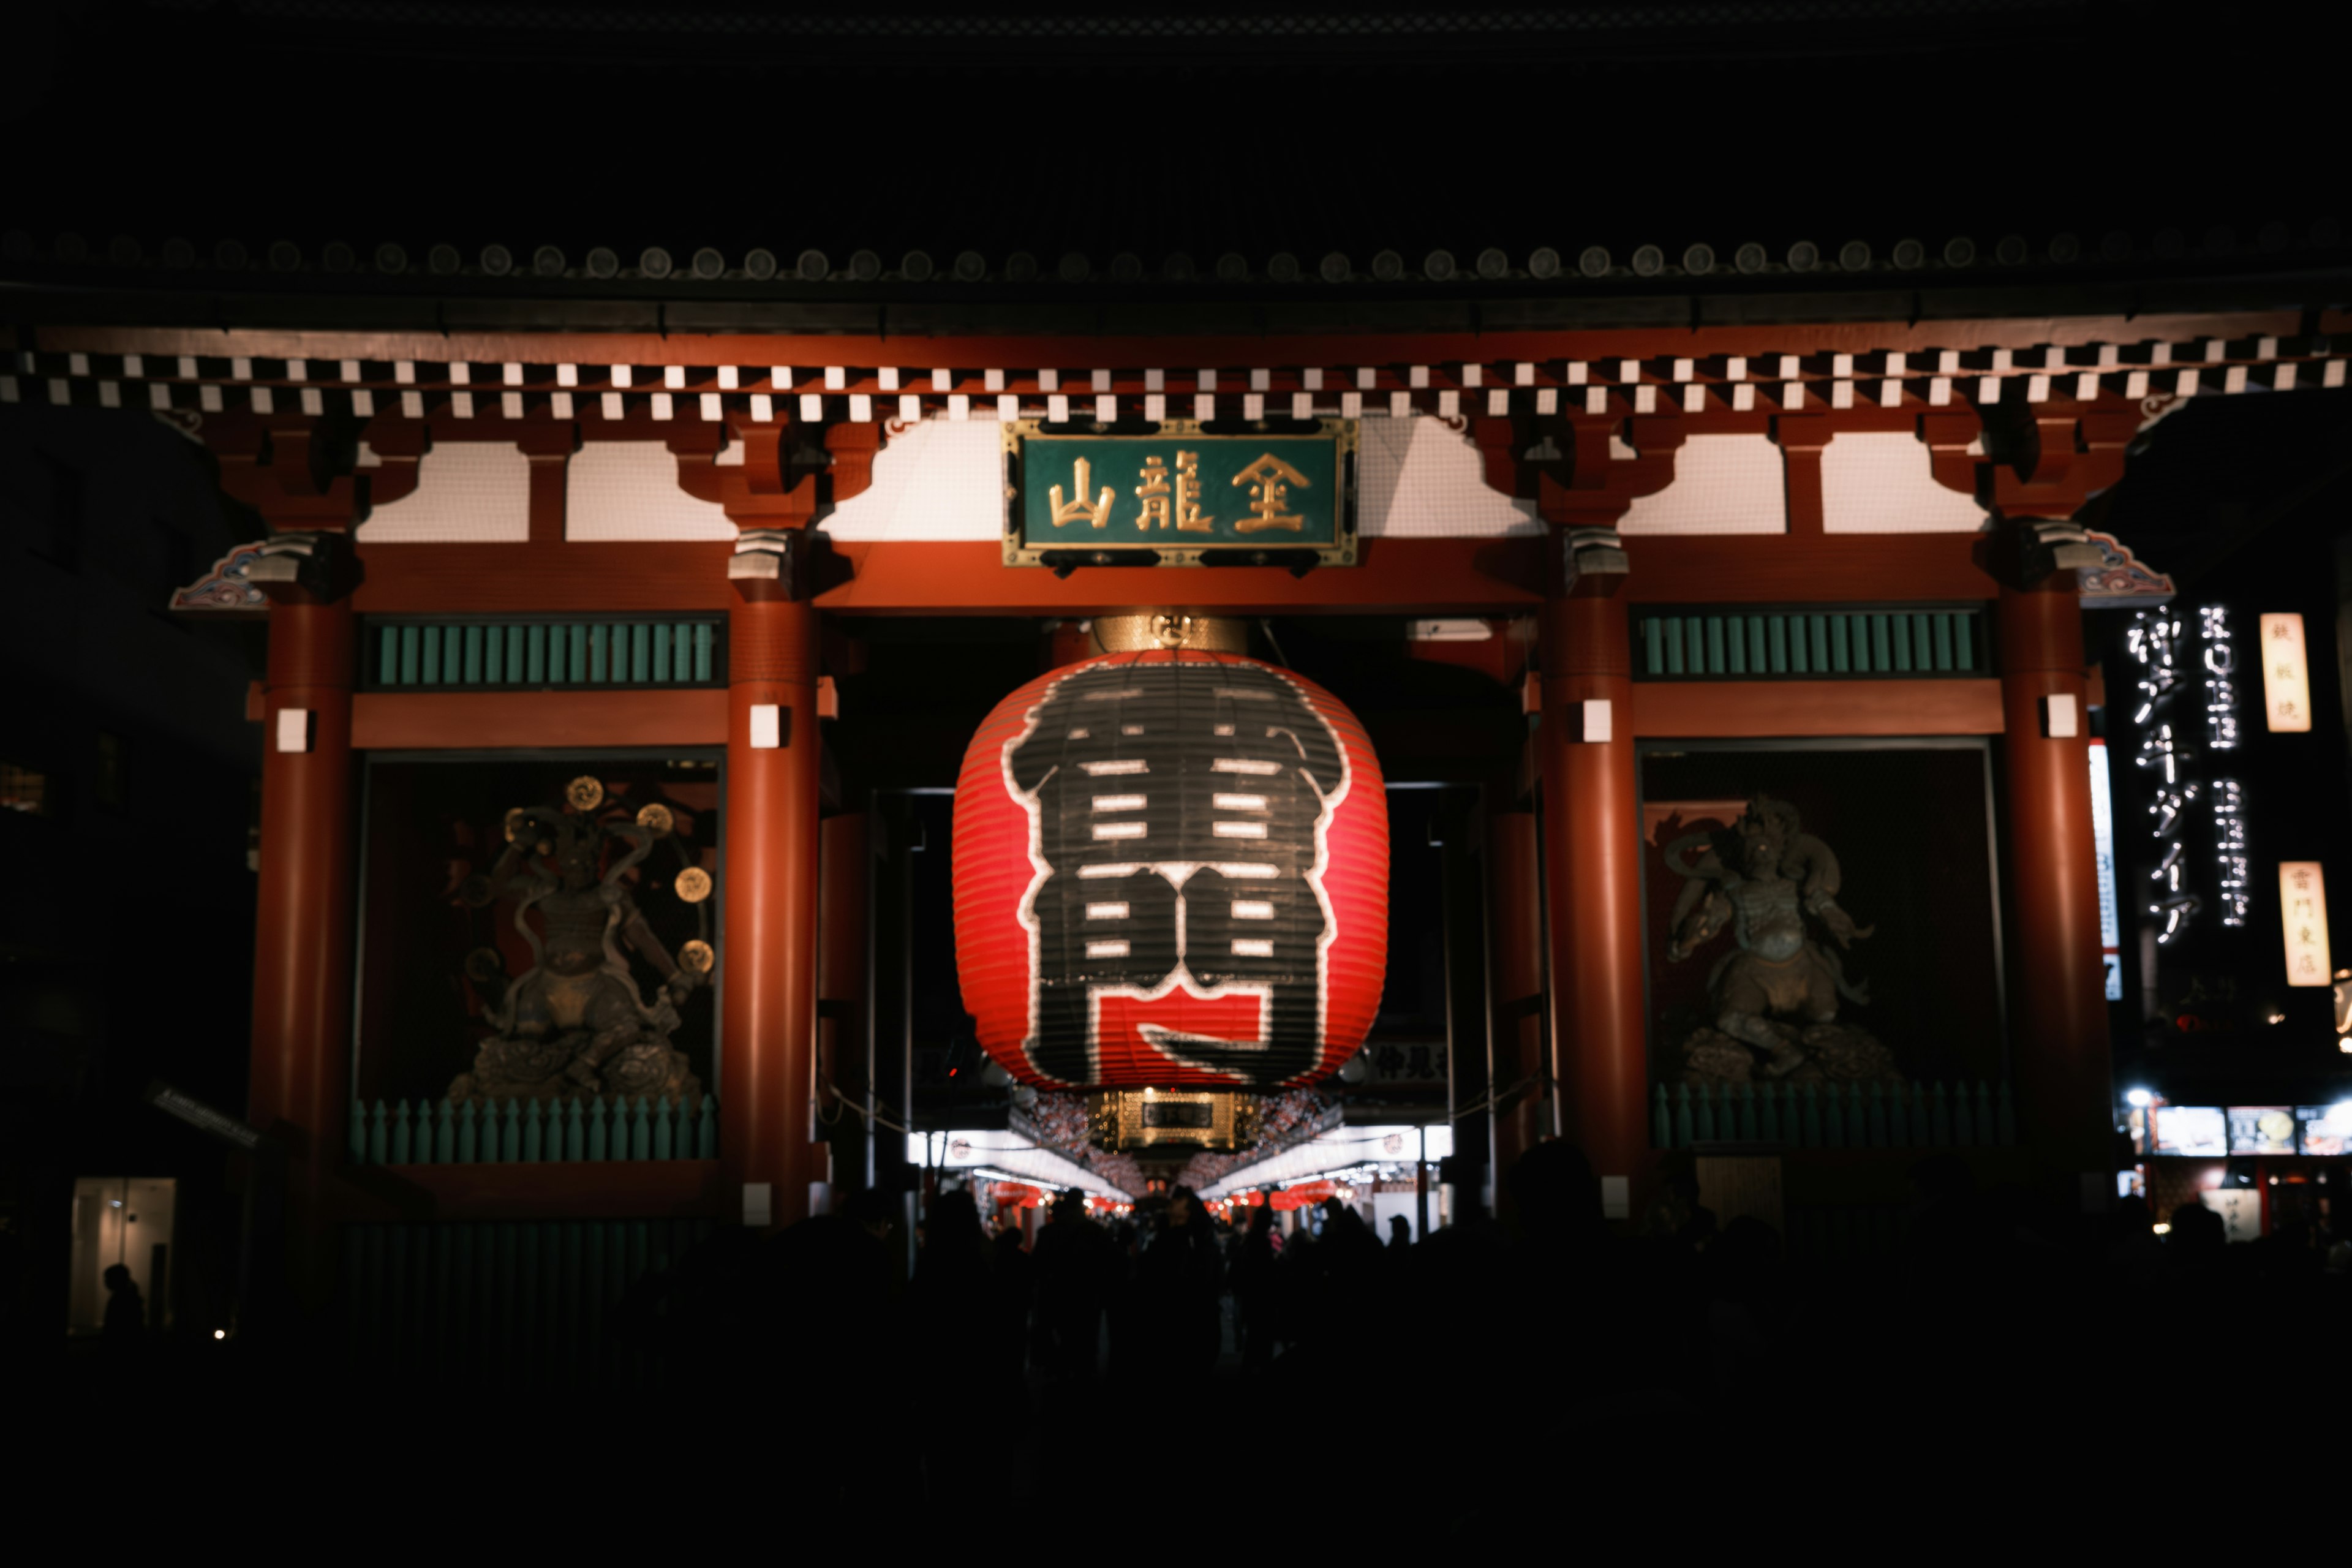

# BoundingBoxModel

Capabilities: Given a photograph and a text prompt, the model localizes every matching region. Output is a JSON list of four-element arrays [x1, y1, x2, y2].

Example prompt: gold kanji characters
[[1133, 451, 1213, 531], [1173, 450, 1212, 532], [1049, 456, 1117, 529], [1134, 454, 1171, 529], [1232, 452, 1309, 533]]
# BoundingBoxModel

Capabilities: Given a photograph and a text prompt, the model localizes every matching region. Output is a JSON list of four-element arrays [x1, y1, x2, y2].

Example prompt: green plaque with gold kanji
[[1001, 418, 1357, 567]]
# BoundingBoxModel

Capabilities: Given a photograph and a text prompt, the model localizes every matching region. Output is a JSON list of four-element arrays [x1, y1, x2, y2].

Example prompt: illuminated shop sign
[[2088, 742, 2123, 1001], [2279, 861, 2331, 988], [2127, 606, 2248, 941], [2258, 612, 2312, 733]]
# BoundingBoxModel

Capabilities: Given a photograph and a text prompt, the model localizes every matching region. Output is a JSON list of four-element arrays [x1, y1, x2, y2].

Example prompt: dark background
[[2, 2, 2339, 297]]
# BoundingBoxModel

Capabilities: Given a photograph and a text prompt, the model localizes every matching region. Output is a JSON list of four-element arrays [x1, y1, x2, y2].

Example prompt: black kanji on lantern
[[1007, 659, 1351, 1084]]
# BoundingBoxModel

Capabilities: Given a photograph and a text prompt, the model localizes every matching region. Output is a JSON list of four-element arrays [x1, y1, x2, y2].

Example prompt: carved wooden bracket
[[671, 418, 818, 530], [513, 421, 577, 544], [823, 422, 884, 507], [165, 533, 359, 614], [1770, 415, 1836, 536], [361, 420, 426, 513], [1469, 413, 1567, 500], [1536, 413, 1683, 532], [1921, 411, 1981, 502], [1920, 405, 2134, 522], [169, 541, 273, 616], [1991, 409, 2134, 518], [212, 413, 365, 533], [2074, 529, 2176, 603]]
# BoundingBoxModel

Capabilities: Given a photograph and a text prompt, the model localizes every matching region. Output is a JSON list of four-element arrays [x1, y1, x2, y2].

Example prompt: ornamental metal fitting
[[2016, 518, 2108, 586], [242, 530, 355, 602], [1563, 525, 1630, 590], [728, 527, 805, 594], [1091, 612, 1250, 653]]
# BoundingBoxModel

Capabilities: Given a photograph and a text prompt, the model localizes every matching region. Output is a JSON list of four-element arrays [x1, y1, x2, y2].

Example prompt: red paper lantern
[[1270, 1180, 1338, 1211], [954, 649, 1388, 1091]]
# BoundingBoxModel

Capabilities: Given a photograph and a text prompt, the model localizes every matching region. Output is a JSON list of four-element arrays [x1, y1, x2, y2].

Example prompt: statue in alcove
[[1660, 794, 1900, 1085], [447, 776, 714, 1104]]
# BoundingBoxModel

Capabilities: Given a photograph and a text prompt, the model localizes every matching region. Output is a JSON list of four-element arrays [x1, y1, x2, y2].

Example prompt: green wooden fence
[[1654, 1078, 2014, 1151], [341, 1217, 710, 1389], [1637, 608, 1984, 679], [364, 616, 722, 690], [349, 1095, 717, 1165]]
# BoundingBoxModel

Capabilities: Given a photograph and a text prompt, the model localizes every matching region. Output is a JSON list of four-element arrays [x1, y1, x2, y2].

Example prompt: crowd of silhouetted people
[[588, 1137, 2350, 1516], [26, 1133, 2351, 1525]]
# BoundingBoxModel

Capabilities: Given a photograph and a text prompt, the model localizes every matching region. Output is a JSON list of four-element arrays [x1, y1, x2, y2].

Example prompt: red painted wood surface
[[809, 536, 1992, 617], [350, 688, 728, 750], [1539, 578, 1653, 1200], [723, 589, 823, 1227], [351, 541, 735, 614], [344, 533, 1992, 617], [1630, 679, 2005, 737], [817, 813, 869, 1146], [1487, 807, 1547, 1209], [1997, 581, 2113, 1185], [251, 597, 356, 1306]]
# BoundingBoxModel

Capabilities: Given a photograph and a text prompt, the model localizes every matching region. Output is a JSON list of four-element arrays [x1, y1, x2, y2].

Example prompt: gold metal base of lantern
[[1088, 613, 1251, 654], [1087, 1088, 1262, 1153]]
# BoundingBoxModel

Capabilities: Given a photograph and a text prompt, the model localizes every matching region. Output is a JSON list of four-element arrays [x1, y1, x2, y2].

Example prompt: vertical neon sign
[[2128, 605, 2248, 945], [2199, 608, 2248, 927]]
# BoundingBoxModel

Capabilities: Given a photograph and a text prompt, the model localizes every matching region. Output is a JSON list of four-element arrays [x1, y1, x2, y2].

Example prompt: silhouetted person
[[990, 1221, 1037, 1381], [102, 1264, 145, 1348], [1033, 1191, 1120, 1385], [1103, 1216, 1142, 1380], [1387, 1215, 1413, 1250], [2166, 1200, 2227, 1267], [912, 1189, 997, 1412], [2102, 1193, 2163, 1280], [1139, 1187, 1223, 1384], [1231, 1205, 1280, 1373]]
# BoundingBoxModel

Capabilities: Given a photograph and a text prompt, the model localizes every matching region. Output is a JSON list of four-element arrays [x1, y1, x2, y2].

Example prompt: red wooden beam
[[351, 689, 728, 750], [352, 541, 735, 614], [346, 533, 1994, 617], [813, 538, 1549, 616], [1630, 679, 2005, 737]]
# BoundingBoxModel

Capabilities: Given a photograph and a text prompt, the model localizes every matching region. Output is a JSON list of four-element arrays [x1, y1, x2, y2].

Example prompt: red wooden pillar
[[1539, 575, 1651, 1216], [1997, 576, 2113, 1193], [723, 582, 823, 1229], [250, 592, 356, 1305], [818, 813, 870, 1191], [1487, 805, 1546, 1208]]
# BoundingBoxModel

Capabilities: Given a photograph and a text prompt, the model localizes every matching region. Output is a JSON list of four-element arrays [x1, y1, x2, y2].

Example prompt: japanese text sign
[[2258, 612, 2312, 734], [1002, 419, 1356, 567], [2279, 860, 2331, 988]]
